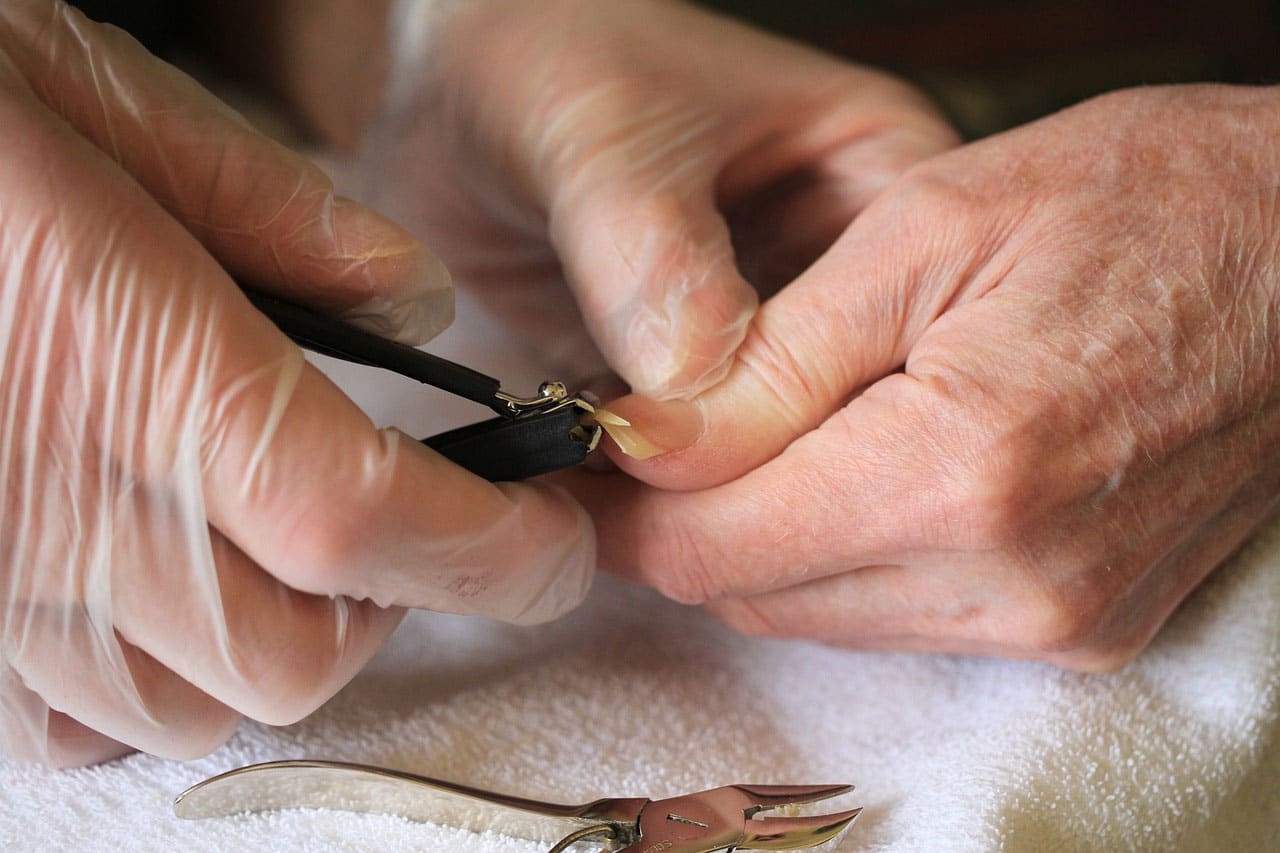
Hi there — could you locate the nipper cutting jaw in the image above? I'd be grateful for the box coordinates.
[617,783,861,852]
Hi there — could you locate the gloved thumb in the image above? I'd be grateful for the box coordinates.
[547,178,759,400]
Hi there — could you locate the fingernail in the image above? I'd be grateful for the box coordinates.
[595,394,704,460]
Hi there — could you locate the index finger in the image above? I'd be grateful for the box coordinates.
[565,373,941,604]
[199,291,595,624]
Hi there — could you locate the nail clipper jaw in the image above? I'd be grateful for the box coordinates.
[494,384,603,449]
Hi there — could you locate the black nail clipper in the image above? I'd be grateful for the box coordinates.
[244,290,601,482]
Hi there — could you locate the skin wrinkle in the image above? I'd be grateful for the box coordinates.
[1062,393,1267,587]
[1097,284,1191,491]
[738,325,839,438]
[1110,305,1168,461]
[907,215,1012,342]
[1095,232,1220,460]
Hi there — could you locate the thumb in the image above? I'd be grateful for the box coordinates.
[599,174,993,489]
[548,178,759,399]
[2,0,452,345]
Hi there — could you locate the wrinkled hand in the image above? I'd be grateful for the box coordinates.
[356,0,958,397]
[0,0,591,767]
[576,85,1280,671]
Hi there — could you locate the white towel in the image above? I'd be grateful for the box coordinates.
[2,294,1277,852]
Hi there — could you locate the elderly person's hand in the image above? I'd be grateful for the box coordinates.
[0,0,591,767]
[353,0,959,397]
[577,85,1280,671]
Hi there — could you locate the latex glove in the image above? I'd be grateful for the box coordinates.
[572,85,1280,671]
[355,0,959,397]
[0,0,592,767]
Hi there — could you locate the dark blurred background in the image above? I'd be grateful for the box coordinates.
[700,0,1280,137]
[73,0,1280,141]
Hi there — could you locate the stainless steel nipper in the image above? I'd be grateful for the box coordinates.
[175,759,861,852]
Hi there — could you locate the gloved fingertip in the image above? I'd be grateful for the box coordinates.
[642,351,737,401]
[320,197,455,344]
[340,275,455,345]
[614,280,756,400]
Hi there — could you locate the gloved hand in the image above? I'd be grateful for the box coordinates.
[571,85,1280,671]
[0,0,592,767]
[353,0,959,397]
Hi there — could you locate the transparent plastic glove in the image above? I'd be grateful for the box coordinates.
[0,0,592,767]
[358,0,959,398]
[568,85,1280,671]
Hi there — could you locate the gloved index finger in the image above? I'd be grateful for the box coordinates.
[198,282,593,625]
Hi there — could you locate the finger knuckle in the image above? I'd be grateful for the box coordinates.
[160,707,242,760]
[234,645,345,727]
[274,505,374,596]
[737,324,840,432]
[933,458,1031,552]
[890,165,986,227]
[1014,582,1111,657]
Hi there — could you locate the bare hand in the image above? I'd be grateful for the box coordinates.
[576,85,1280,670]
